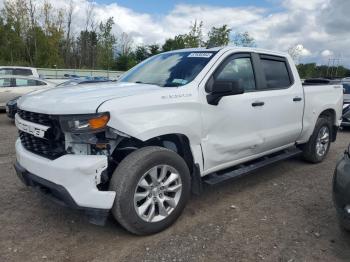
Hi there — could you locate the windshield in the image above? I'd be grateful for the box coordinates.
[343,83,350,94]
[118,51,216,87]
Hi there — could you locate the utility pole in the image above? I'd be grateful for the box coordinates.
[326,58,331,77]
[326,55,342,78]
[335,55,342,78]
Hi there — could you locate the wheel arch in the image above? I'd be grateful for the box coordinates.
[319,108,336,124]
[319,108,337,142]
[110,132,203,195]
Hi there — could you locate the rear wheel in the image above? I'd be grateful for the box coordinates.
[109,146,191,235]
[301,117,332,163]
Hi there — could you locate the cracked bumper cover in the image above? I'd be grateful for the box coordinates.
[15,139,116,211]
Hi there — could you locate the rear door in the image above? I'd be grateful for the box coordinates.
[253,54,304,152]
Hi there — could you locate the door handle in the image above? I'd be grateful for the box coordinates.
[293,97,302,102]
[252,101,264,107]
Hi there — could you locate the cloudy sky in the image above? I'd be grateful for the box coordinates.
[1,0,349,66]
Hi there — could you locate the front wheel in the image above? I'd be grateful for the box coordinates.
[301,117,332,163]
[109,146,191,235]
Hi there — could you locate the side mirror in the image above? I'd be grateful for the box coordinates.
[206,79,244,105]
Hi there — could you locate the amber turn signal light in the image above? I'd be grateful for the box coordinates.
[89,114,110,129]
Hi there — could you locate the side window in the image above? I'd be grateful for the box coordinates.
[260,58,291,89]
[215,57,256,91]
[0,78,12,87]
[0,68,14,75]
[15,78,30,87]
[15,69,32,76]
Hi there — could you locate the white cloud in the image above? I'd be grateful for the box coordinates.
[321,49,333,57]
[282,0,330,10]
[0,0,349,66]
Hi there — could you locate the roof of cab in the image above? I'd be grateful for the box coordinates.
[0,66,37,70]
[165,46,289,58]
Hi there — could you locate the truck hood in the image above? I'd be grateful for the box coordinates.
[17,82,163,114]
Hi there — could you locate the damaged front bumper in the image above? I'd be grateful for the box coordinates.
[15,139,116,225]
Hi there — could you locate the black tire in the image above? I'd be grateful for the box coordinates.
[301,116,332,163]
[109,146,191,235]
[337,212,350,232]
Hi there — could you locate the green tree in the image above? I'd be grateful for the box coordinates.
[148,44,160,56]
[97,17,116,70]
[161,21,204,52]
[115,54,137,71]
[77,30,98,68]
[232,31,256,47]
[183,20,204,48]
[297,63,350,79]
[206,25,231,48]
[162,36,186,51]
[134,45,150,62]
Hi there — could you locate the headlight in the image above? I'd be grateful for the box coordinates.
[60,112,110,133]
[7,96,21,105]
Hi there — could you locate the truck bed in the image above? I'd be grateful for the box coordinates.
[298,82,343,143]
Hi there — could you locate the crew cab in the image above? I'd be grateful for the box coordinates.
[0,66,40,78]
[13,47,343,235]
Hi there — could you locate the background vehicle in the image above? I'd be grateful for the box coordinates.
[333,143,350,231]
[5,96,20,119]
[342,80,350,104]
[339,80,350,127]
[0,66,39,78]
[4,77,113,119]
[14,47,343,235]
[0,75,55,109]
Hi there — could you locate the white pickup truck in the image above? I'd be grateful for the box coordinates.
[14,47,343,235]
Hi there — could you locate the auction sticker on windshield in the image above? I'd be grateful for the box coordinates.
[188,53,213,58]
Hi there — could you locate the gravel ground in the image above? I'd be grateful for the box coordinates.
[1,113,350,262]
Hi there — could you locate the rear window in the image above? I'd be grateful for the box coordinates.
[261,59,292,89]
[15,69,33,76]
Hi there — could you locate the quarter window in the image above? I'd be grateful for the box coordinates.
[216,57,256,91]
[0,78,12,87]
[260,59,291,89]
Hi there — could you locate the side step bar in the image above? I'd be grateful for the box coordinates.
[203,147,302,185]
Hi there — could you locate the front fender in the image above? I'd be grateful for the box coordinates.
[98,88,202,144]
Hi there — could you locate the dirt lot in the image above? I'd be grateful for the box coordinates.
[1,113,350,262]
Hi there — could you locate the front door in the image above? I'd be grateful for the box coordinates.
[200,53,266,174]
